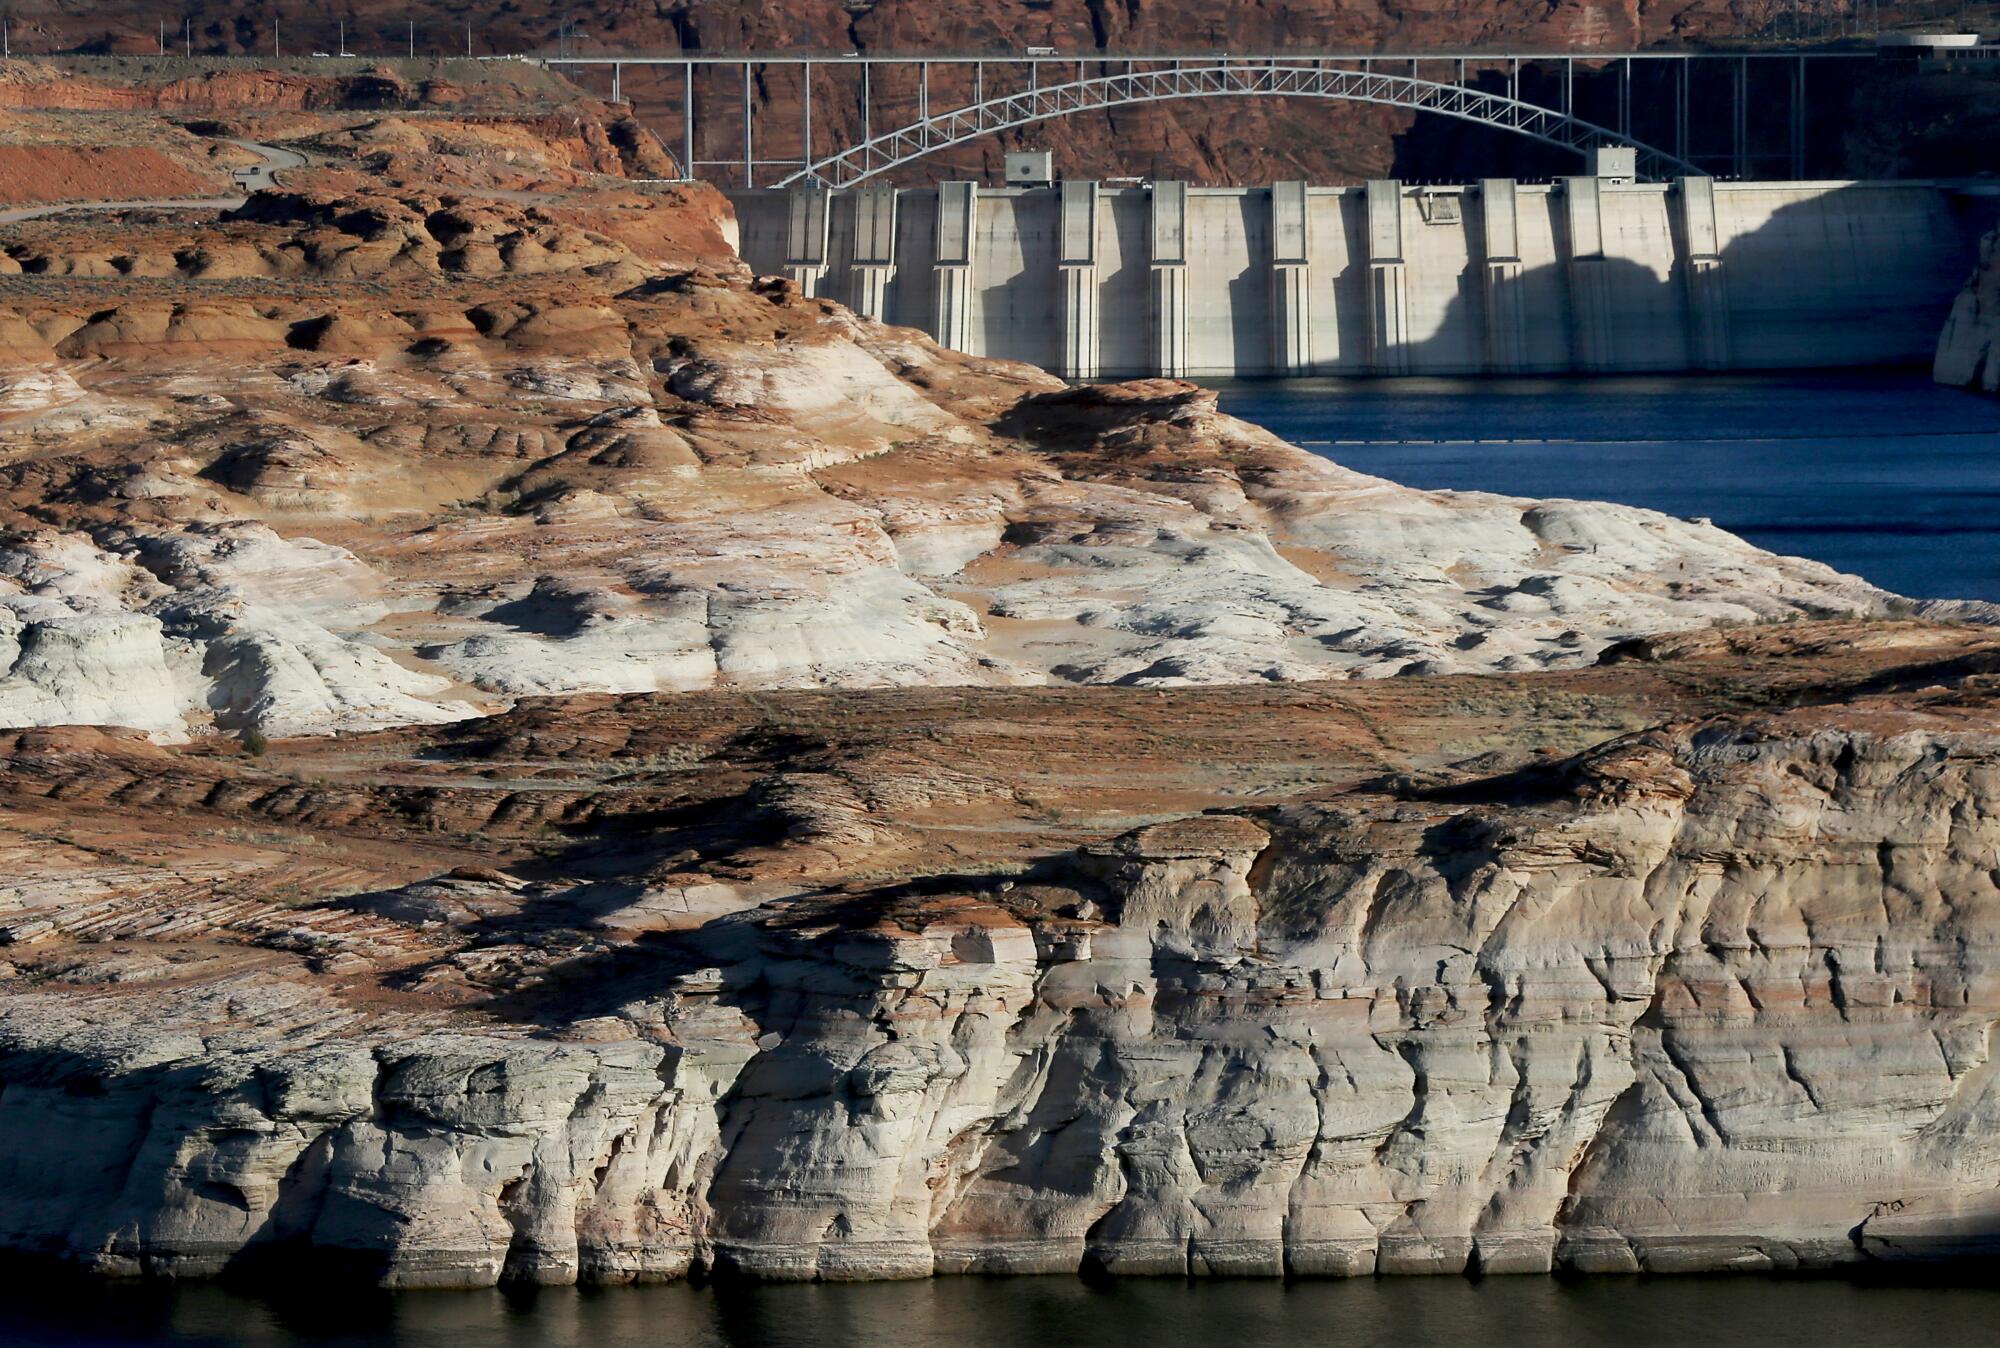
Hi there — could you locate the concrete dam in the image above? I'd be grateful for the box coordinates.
[731,177,2000,378]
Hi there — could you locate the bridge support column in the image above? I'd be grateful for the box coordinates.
[1058,180,1101,380]
[1150,181,1189,378]
[1563,176,1614,372]
[850,184,899,323]
[1675,175,1730,370]
[1479,179,1527,373]
[932,180,978,353]
[783,185,831,298]
[1270,180,1313,376]
[1365,179,1409,375]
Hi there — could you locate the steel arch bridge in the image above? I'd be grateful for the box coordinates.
[776,61,1696,187]
[539,48,1863,184]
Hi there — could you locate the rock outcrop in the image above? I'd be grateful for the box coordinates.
[1938,228,2000,395]
[4,108,1997,1291]
[2,128,1897,742]
[1,628,1998,1284]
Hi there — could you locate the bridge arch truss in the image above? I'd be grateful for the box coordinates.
[780,61,1697,187]
[540,50,1859,186]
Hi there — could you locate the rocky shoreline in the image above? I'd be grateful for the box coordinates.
[2,89,1998,1289]
[3,665,2000,1286]
[0,624,1992,1272]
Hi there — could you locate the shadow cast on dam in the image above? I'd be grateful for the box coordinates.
[1388,177,1995,377]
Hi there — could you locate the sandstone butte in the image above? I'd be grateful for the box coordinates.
[2,72,2000,1289]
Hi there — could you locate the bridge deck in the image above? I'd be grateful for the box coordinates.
[536,50,1882,64]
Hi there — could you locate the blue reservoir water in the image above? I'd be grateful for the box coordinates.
[1211,372,2000,603]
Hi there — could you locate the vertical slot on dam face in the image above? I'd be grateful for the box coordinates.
[730,179,1999,380]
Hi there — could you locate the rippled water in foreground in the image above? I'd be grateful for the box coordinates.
[7,1270,1999,1347]
[1212,371,2000,603]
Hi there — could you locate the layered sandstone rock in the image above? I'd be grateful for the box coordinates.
[1,135,1897,742]
[6,0,1784,60]
[0,144,218,207]
[4,109,1996,1291]
[1,634,1998,1285]
[0,57,580,115]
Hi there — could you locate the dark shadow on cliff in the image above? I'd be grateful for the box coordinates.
[456,853,1111,1031]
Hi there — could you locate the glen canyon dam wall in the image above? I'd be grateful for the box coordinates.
[734,177,2000,378]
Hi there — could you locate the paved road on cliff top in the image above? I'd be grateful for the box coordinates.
[0,138,306,224]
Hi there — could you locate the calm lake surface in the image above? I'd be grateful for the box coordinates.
[7,1270,1999,1347]
[1212,371,2000,603]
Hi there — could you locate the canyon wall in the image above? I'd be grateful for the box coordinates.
[2,709,1997,1284]
[6,1,1803,64]
[0,165,1896,744]
[4,102,1998,1291]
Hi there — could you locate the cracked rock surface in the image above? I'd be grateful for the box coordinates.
[3,103,1996,1289]
[2,118,1897,743]
[2,625,1999,1285]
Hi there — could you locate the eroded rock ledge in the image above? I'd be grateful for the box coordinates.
[4,107,1996,1291]
[1,627,1996,1286]
[3,134,1896,744]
